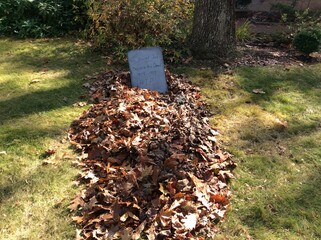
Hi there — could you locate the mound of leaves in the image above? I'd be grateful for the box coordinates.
[68,70,236,239]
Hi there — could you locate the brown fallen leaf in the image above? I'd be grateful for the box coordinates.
[132,220,146,240]
[73,102,87,107]
[120,213,129,222]
[181,213,197,230]
[188,173,207,193]
[120,228,132,240]
[75,229,82,240]
[275,118,288,128]
[54,197,66,208]
[42,159,56,166]
[62,152,73,159]
[29,79,40,85]
[72,216,84,224]
[68,193,84,211]
[45,148,56,156]
[210,193,228,205]
[67,70,235,239]
[82,82,91,88]
[252,88,266,94]
[0,151,7,155]
[159,210,172,228]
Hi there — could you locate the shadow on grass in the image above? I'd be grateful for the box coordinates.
[192,64,321,238]
[237,66,321,105]
[0,125,64,147]
[0,82,81,123]
[235,67,321,238]
[0,38,106,213]
[0,38,107,123]
[0,166,44,204]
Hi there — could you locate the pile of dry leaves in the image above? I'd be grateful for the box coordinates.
[68,70,236,240]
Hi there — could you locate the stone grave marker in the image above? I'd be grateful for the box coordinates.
[128,47,168,93]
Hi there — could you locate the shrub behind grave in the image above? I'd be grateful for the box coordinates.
[293,27,321,55]
[86,0,194,62]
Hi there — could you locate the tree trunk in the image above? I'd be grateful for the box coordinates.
[191,0,236,60]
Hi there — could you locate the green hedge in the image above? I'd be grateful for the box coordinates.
[293,27,321,55]
[0,0,87,37]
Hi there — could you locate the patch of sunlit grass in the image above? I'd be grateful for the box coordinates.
[175,64,321,239]
[0,37,106,239]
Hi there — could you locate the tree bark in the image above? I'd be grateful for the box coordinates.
[191,0,236,60]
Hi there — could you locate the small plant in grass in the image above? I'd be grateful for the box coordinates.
[236,20,252,43]
[293,27,321,55]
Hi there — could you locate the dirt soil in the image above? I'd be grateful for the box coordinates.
[235,12,321,68]
[186,40,320,72]
[232,42,321,68]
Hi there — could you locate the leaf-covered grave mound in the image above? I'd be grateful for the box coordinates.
[68,70,236,239]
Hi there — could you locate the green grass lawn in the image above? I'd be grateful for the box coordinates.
[175,65,321,239]
[0,38,107,239]
[1,38,320,239]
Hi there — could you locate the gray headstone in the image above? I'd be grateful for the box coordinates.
[128,47,168,93]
